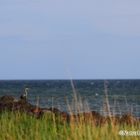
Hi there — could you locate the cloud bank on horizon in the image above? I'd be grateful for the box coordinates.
[0,0,140,79]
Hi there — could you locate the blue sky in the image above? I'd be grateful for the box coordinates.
[0,0,140,79]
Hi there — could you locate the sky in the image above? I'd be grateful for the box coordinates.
[0,0,140,79]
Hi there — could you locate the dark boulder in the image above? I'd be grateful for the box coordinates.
[0,95,35,113]
[0,95,15,104]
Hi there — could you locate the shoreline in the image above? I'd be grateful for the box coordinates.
[0,95,140,126]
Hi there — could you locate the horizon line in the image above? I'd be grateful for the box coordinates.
[0,78,140,81]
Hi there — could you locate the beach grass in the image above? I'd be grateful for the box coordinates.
[0,111,139,140]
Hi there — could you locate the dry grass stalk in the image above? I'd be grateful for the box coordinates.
[103,80,111,118]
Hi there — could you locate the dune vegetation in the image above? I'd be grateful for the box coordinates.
[0,108,140,140]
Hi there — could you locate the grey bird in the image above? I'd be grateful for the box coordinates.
[20,88,29,101]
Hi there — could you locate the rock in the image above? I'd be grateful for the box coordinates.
[48,107,62,114]
[0,95,35,112]
[42,108,52,113]
[120,114,137,125]
[0,95,139,125]
[0,95,15,104]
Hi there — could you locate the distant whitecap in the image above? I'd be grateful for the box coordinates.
[95,93,99,96]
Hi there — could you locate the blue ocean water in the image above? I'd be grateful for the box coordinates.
[0,80,140,117]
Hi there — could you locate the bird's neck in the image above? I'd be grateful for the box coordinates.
[25,90,28,97]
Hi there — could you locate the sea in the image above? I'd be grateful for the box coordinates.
[0,80,140,117]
